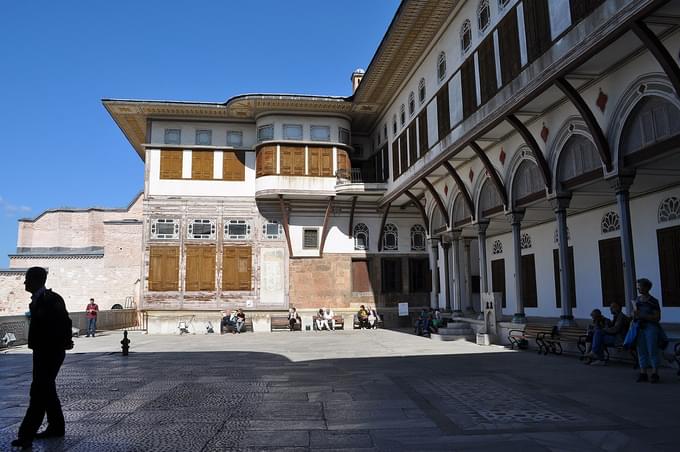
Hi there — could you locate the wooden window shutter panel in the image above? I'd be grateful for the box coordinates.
[160,150,183,179]
[461,58,477,119]
[223,151,245,181]
[280,147,293,175]
[436,84,450,141]
[309,148,320,176]
[192,151,213,180]
[337,151,349,172]
[498,8,521,86]
[200,246,216,291]
[237,247,252,290]
[222,247,237,290]
[293,148,305,175]
[392,142,400,179]
[185,247,200,291]
[523,0,551,63]
[418,112,428,156]
[321,149,333,176]
[408,124,418,164]
[148,247,163,291]
[382,145,389,181]
[478,35,497,104]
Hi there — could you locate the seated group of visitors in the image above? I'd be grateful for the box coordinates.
[583,278,668,383]
[288,307,301,331]
[220,309,246,334]
[356,305,380,329]
[415,307,444,336]
[315,308,337,331]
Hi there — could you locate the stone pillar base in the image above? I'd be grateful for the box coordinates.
[557,315,576,328]
[511,312,527,324]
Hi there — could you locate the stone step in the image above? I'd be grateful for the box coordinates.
[430,333,475,342]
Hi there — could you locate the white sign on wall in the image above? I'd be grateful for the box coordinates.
[398,302,409,317]
[260,247,285,306]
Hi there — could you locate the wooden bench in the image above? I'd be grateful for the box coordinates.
[271,316,300,332]
[508,324,586,356]
[312,315,344,330]
[220,318,252,334]
[353,314,383,329]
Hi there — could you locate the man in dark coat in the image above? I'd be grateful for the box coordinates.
[12,267,72,449]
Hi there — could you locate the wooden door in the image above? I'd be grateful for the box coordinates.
[521,254,538,308]
[598,237,625,307]
[491,258,506,308]
[553,247,576,308]
[657,225,680,306]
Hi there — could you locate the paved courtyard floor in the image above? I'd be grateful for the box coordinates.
[1,329,678,451]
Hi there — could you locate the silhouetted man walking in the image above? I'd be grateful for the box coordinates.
[12,267,72,449]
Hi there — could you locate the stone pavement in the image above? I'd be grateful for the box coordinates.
[0,329,678,451]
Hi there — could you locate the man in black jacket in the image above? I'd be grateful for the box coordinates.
[12,267,72,449]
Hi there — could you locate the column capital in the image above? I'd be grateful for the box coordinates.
[505,209,525,225]
[548,192,572,212]
[474,219,490,234]
[607,171,636,193]
[463,237,472,247]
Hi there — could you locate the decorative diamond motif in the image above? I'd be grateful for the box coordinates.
[499,148,506,165]
[468,169,474,182]
[520,233,532,250]
[540,123,549,143]
[601,211,620,234]
[658,196,680,223]
[596,88,608,112]
[492,240,503,255]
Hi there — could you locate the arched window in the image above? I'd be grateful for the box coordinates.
[460,20,472,53]
[410,224,427,251]
[418,78,426,104]
[437,52,447,82]
[400,104,406,126]
[452,195,472,226]
[353,223,369,250]
[478,0,490,32]
[512,160,544,205]
[408,92,415,117]
[392,114,397,135]
[557,135,601,185]
[383,223,399,250]
[601,211,621,233]
[621,96,680,157]
[658,196,680,223]
[479,179,503,217]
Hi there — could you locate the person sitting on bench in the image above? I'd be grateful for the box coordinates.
[235,309,246,333]
[316,308,330,331]
[221,310,237,334]
[585,305,629,363]
[288,307,301,331]
[324,308,335,330]
[357,305,370,329]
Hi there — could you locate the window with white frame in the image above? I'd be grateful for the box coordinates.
[498,0,511,9]
[310,125,330,141]
[283,124,303,140]
[262,221,283,240]
[338,127,350,145]
[392,115,397,135]
[410,224,426,251]
[257,124,274,142]
[226,131,243,147]
[303,228,319,249]
[400,104,406,126]
[418,78,426,104]
[460,20,472,53]
[151,218,179,239]
[478,0,491,32]
[196,130,212,146]
[408,92,415,116]
[225,219,251,240]
[437,51,447,81]
[383,223,399,251]
[353,223,369,250]
[187,219,216,239]
[164,129,181,145]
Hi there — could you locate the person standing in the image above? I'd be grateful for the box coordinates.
[12,267,72,449]
[633,278,662,383]
[85,298,99,337]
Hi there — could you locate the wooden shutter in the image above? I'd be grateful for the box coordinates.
[498,7,521,86]
[192,151,213,180]
[523,0,552,63]
[436,83,450,141]
[160,150,183,179]
[491,258,506,308]
[223,151,245,181]
[148,246,179,291]
[598,238,625,307]
[521,254,538,308]
[381,257,402,293]
[460,58,477,119]
[478,34,497,104]
[399,132,408,171]
[553,247,576,308]
[337,150,350,173]
[222,246,252,291]
[280,146,294,175]
[391,142,400,179]
[570,0,605,24]
[320,149,333,176]
[293,148,305,176]
[381,145,389,181]
[352,259,371,292]
[256,146,275,177]
[418,111,428,156]
[657,226,680,307]
[409,258,431,293]
[408,124,418,165]
[185,246,216,291]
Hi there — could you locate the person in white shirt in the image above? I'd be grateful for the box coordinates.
[324,308,335,330]
[316,308,330,331]
[368,306,379,329]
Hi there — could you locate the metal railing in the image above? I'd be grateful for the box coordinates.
[336,168,386,184]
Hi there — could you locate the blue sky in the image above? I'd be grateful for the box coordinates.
[0,0,400,266]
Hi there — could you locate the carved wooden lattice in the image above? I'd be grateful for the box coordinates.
[601,211,621,233]
[492,240,503,255]
[658,196,680,223]
[520,233,532,250]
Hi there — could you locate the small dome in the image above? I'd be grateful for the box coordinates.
[352,68,365,75]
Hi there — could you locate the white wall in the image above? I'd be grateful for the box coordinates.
[255,115,351,143]
[150,120,256,149]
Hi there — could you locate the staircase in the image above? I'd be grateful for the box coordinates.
[432,319,475,342]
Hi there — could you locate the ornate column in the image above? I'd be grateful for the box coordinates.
[450,230,463,317]
[550,194,576,327]
[463,238,474,314]
[441,240,452,312]
[475,220,490,320]
[608,172,637,313]
[507,210,526,323]
[428,237,440,309]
